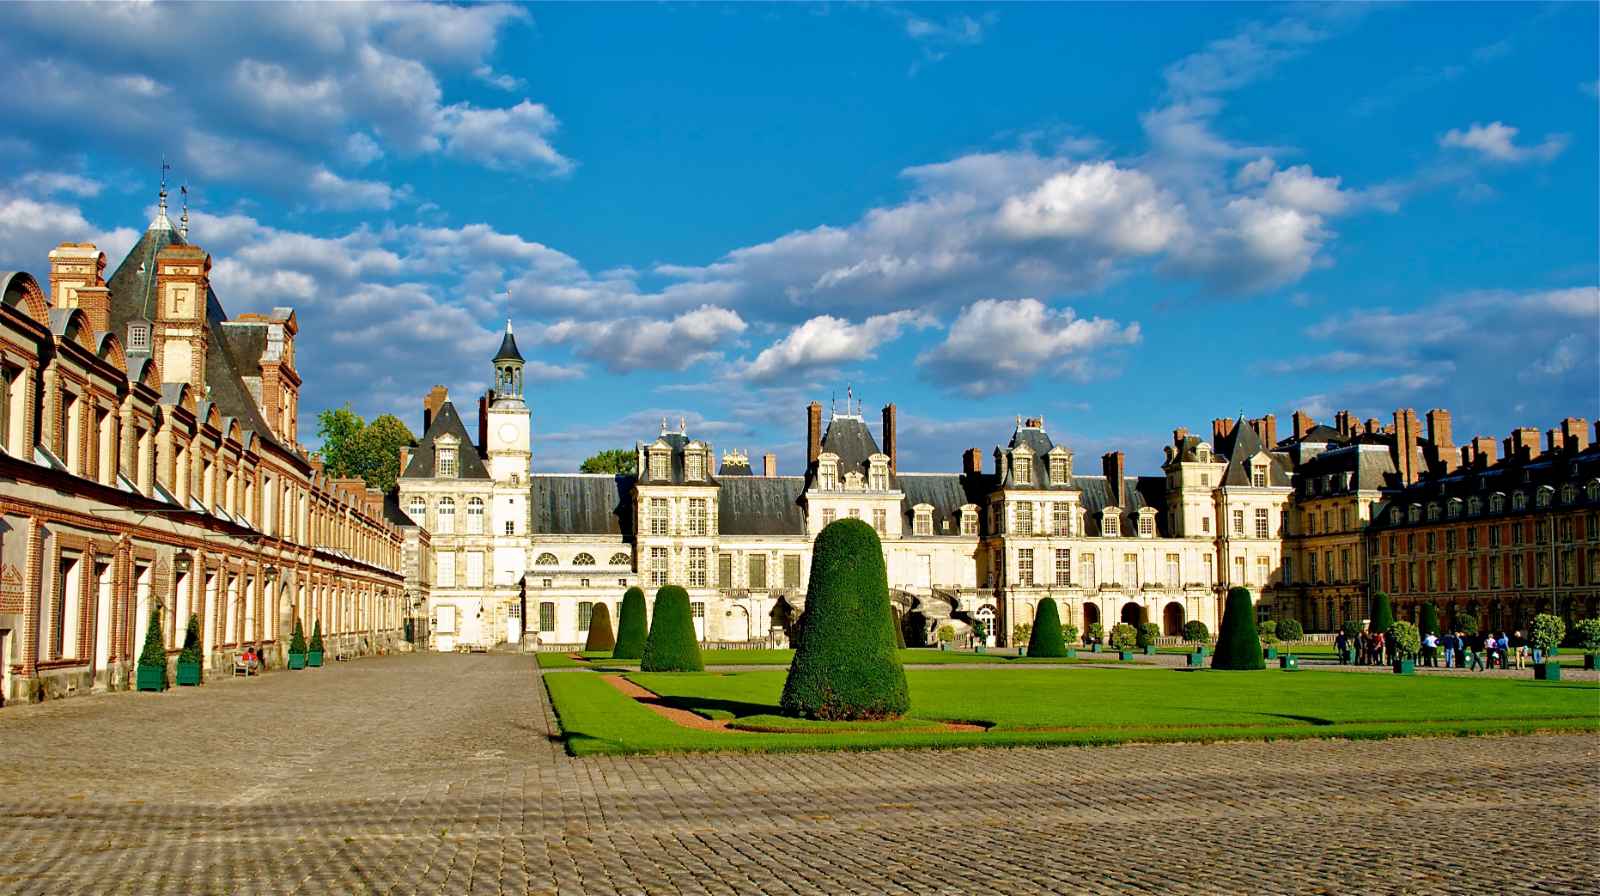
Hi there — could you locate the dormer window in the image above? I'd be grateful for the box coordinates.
[1536,487,1552,508]
[1512,492,1527,511]
[868,457,888,491]
[1138,513,1155,537]
[1101,509,1119,537]
[436,446,457,478]
[1408,505,1421,523]
[913,505,933,536]
[1251,464,1267,488]
[960,506,978,536]
[1468,496,1482,516]
[1490,493,1505,513]
[649,448,669,481]
[127,321,150,352]
[818,455,838,491]
[1015,455,1033,485]
[685,448,705,481]
[1197,445,1211,462]
[1049,453,1069,483]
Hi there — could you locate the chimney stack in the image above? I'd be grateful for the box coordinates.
[1335,410,1352,436]
[1425,409,1457,473]
[763,452,777,477]
[1509,427,1541,462]
[1559,417,1590,452]
[1260,413,1277,448]
[1291,410,1313,440]
[47,243,110,333]
[1172,426,1189,445]
[1546,429,1562,454]
[1211,417,1236,446]
[806,401,822,466]
[881,403,898,474]
[399,446,411,474]
[477,392,489,452]
[1392,409,1420,485]
[1470,436,1497,470]
[422,385,448,433]
[963,448,983,475]
[1102,451,1126,507]
[1365,418,1381,435]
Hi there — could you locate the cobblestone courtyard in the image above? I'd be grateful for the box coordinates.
[1,653,1595,895]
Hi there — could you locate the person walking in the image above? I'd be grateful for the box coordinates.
[1335,630,1349,665]
[1422,631,1438,667]
[1496,631,1510,669]
[1463,632,1484,671]
[1513,630,1528,669]
[1442,630,1457,668]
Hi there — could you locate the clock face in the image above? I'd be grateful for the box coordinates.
[498,423,518,444]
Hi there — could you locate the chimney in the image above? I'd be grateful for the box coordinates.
[1546,429,1562,454]
[763,452,777,477]
[1425,409,1456,473]
[1102,451,1125,507]
[1172,426,1189,445]
[1211,417,1236,446]
[1365,418,1381,435]
[881,403,898,474]
[47,243,108,324]
[1260,413,1277,448]
[152,243,213,389]
[309,457,325,477]
[806,401,822,466]
[1291,410,1313,440]
[1471,436,1496,470]
[1511,427,1541,462]
[1392,409,1419,485]
[422,385,448,433]
[477,392,489,452]
[1560,417,1590,452]
[963,448,983,475]
[1335,410,1352,436]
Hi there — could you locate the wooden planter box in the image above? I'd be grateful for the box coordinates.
[1533,661,1561,681]
[1064,648,1077,659]
[307,651,324,667]
[288,652,307,670]
[1263,647,1278,660]
[1117,649,1134,661]
[135,665,166,692]
[1278,655,1299,671]
[1392,659,1415,675]
[1142,645,1157,656]
[176,661,202,686]
[1187,652,1206,668]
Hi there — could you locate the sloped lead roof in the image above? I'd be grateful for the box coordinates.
[401,401,490,480]
[493,327,524,363]
[531,474,633,534]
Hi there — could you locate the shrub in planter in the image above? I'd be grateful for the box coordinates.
[177,614,204,684]
[1109,622,1137,659]
[308,620,325,667]
[135,608,167,692]
[1388,620,1421,674]
[1530,613,1565,680]
[1340,619,1363,639]
[1211,587,1265,670]
[287,618,308,669]
[1013,622,1033,649]
[1369,592,1395,636]
[1183,620,1210,655]
[1454,608,1481,639]
[1026,599,1069,658]
[936,624,956,649]
[1277,618,1303,645]
[1060,622,1079,646]
[1136,622,1160,654]
[1259,620,1279,659]
[584,603,616,652]
[1574,618,1600,670]
[1086,622,1104,652]
[1419,602,1440,637]
[640,585,704,672]
[612,586,648,659]
[781,518,908,720]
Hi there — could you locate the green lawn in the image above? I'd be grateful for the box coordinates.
[545,666,1600,756]
[538,647,1150,671]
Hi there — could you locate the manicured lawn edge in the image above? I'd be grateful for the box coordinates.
[542,670,1600,757]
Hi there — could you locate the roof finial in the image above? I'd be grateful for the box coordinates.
[661,416,668,435]
[178,184,189,239]
[679,416,686,434]
[505,317,512,334]
[159,158,170,214]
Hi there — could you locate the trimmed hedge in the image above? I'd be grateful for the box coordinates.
[1419,602,1439,637]
[1136,622,1160,649]
[613,586,648,659]
[780,518,909,720]
[1183,620,1210,644]
[289,618,307,655]
[1109,622,1138,651]
[585,603,616,652]
[309,619,325,654]
[640,586,703,672]
[1211,586,1266,670]
[179,614,203,665]
[137,608,166,669]
[1027,599,1069,657]
[1369,592,1394,635]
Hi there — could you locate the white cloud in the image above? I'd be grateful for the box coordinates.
[13,171,103,198]
[0,193,136,275]
[741,310,935,382]
[537,306,748,372]
[995,162,1187,254]
[1439,121,1568,163]
[916,298,1141,397]
[437,100,573,174]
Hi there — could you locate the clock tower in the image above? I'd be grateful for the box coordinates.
[485,320,531,484]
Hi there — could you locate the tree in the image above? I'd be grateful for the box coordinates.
[640,585,704,672]
[584,603,616,652]
[1136,622,1160,649]
[137,608,166,683]
[1060,623,1079,645]
[1211,587,1266,670]
[1340,619,1364,639]
[1574,618,1600,654]
[315,405,416,493]
[1529,613,1565,657]
[1027,598,1069,657]
[580,448,637,475]
[1260,620,1278,644]
[1454,608,1480,638]
[179,615,203,665]
[1183,620,1210,645]
[780,519,909,720]
[613,587,648,659]
[1368,592,1395,635]
[1277,618,1303,643]
[1109,622,1138,651]
[1387,621,1421,661]
[310,619,325,654]
[1420,602,1440,637]
[289,618,307,656]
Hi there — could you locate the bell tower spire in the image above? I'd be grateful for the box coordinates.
[484,320,531,483]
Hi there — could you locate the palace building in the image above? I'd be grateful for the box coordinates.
[0,190,407,705]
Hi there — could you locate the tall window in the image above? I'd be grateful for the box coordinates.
[1232,510,1244,535]
[748,554,768,589]
[1252,467,1266,488]
[650,497,669,535]
[649,449,669,480]
[1017,549,1034,586]
[1165,553,1180,585]
[821,508,836,527]
[1255,556,1270,585]
[688,547,707,587]
[819,460,837,491]
[539,602,555,633]
[408,495,426,524]
[436,447,457,478]
[688,498,708,535]
[436,497,455,534]
[466,497,485,534]
[718,553,733,588]
[1081,553,1097,588]
[1050,456,1068,483]
[869,462,888,491]
[1254,508,1269,538]
[1233,556,1246,585]
[466,552,484,587]
[685,450,705,481]
[437,552,456,587]
[1122,553,1138,588]
[872,508,886,533]
[1340,549,1351,582]
[1053,504,1070,535]
[1015,502,1033,534]
[784,554,802,588]
[1054,549,1070,585]
[578,602,593,631]
[649,547,668,586]
[1014,455,1033,485]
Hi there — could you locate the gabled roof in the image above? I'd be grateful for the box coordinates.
[400,400,490,480]
[105,223,281,452]
[638,429,717,486]
[531,474,633,534]
[718,476,806,535]
[1219,417,1292,487]
[995,422,1074,490]
[808,415,890,488]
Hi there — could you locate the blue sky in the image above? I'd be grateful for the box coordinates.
[1,2,1595,474]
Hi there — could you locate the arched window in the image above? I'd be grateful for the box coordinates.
[1512,492,1527,511]
[535,553,558,565]
[1407,505,1421,523]
[407,496,425,524]
[573,553,595,566]
[1426,503,1441,522]
[466,497,485,534]
[1536,486,1552,508]
[609,552,631,566]
[1587,480,1600,502]
[1467,496,1482,516]
[1561,484,1576,504]
[1489,493,1505,514]
[1446,499,1461,519]
[436,497,455,534]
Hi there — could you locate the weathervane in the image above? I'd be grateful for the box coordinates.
[179,185,190,239]
[158,158,171,215]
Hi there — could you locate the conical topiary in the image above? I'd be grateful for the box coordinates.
[780,519,909,720]
[584,603,616,652]
[613,586,648,659]
[309,619,325,653]
[1026,598,1069,657]
[1211,586,1266,670]
[137,608,166,672]
[1419,602,1439,637]
[1369,592,1394,635]
[179,614,203,665]
[640,585,703,672]
[289,618,308,655]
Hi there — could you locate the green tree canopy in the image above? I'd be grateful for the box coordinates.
[1026,598,1069,657]
[585,603,616,652]
[1211,587,1266,670]
[580,449,637,475]
[612,587,648,659]
[1420,602,1440,637]
[315,405,417,493]
[640,586,704,672]
[1369,592,1395,635]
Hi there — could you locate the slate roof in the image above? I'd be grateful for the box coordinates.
[531,474,634,535]
[105,221,281,450]
[994,423,1074,490]
[717,477,807,535]
[400,400,490,480]
[1369,443,1600,532]
[1075,475,1170,536]
[382,489,418,527]
[493,327,524,363]
[897,473,988,536]
[221,321,267,378]
[1217,417,1292,487]
[807,415,891,488]
[1292,444,1396,495]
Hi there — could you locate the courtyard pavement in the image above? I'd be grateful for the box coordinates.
[0,652,1595,895]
